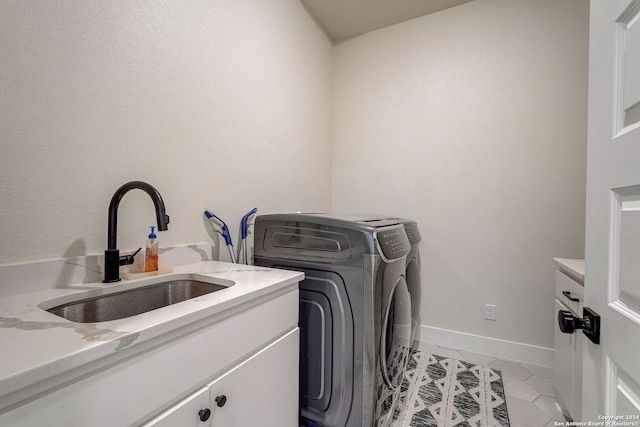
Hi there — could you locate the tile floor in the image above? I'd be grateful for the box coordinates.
[415,341,566,427]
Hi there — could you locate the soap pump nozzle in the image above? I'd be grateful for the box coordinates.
[144,225,159,272]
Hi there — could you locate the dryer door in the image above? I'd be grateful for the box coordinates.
[380,275,412,389]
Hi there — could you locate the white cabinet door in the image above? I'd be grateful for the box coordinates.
[207,329,299,427]
[142,387,211,427]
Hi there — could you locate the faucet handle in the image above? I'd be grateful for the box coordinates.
[118,247,142,266]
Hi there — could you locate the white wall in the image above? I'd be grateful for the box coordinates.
[332,0,589,349]
[0,0,333,265]
[1,0,589,352]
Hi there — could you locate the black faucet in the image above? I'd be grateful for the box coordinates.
[103,181,170,283]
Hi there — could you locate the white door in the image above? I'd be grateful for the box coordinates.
[584,0,640,420]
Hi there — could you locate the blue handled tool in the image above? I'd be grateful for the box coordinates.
[237,207,257,265]
[204,210,237,263]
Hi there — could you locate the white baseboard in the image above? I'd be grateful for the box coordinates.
[418,325,553,368]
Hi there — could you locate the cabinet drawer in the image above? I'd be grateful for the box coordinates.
[555,270,584,314]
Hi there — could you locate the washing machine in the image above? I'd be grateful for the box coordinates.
[254,213,412,427]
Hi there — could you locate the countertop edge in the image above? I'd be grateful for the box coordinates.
[553,257,585,283]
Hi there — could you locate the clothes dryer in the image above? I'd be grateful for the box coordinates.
[355,217,422,349]
[254,214,412,427]
[397,220,422,349]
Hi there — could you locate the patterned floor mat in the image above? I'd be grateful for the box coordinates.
[391,350,510,427]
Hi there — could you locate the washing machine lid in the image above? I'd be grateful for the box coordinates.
[290,214,412,261]
[357,215,422,245]
[327,214,422,245]
[254,213,411,262]
[288,213,402,228]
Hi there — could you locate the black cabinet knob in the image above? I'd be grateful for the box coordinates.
[215,395,227,407]
[198,408,211,422]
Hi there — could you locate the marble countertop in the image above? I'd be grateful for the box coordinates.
[553,257,585,283]
[0,261,302,408]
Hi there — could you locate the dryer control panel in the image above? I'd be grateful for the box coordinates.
[404,222,421,244]
[375,227,411,262]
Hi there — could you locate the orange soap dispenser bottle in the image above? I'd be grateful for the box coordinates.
[144,226,159,272]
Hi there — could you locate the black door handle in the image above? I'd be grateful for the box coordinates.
[558,307,600,345]
[558,310,579,333]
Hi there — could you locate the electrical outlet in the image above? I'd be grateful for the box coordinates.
[485,304,496,321]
